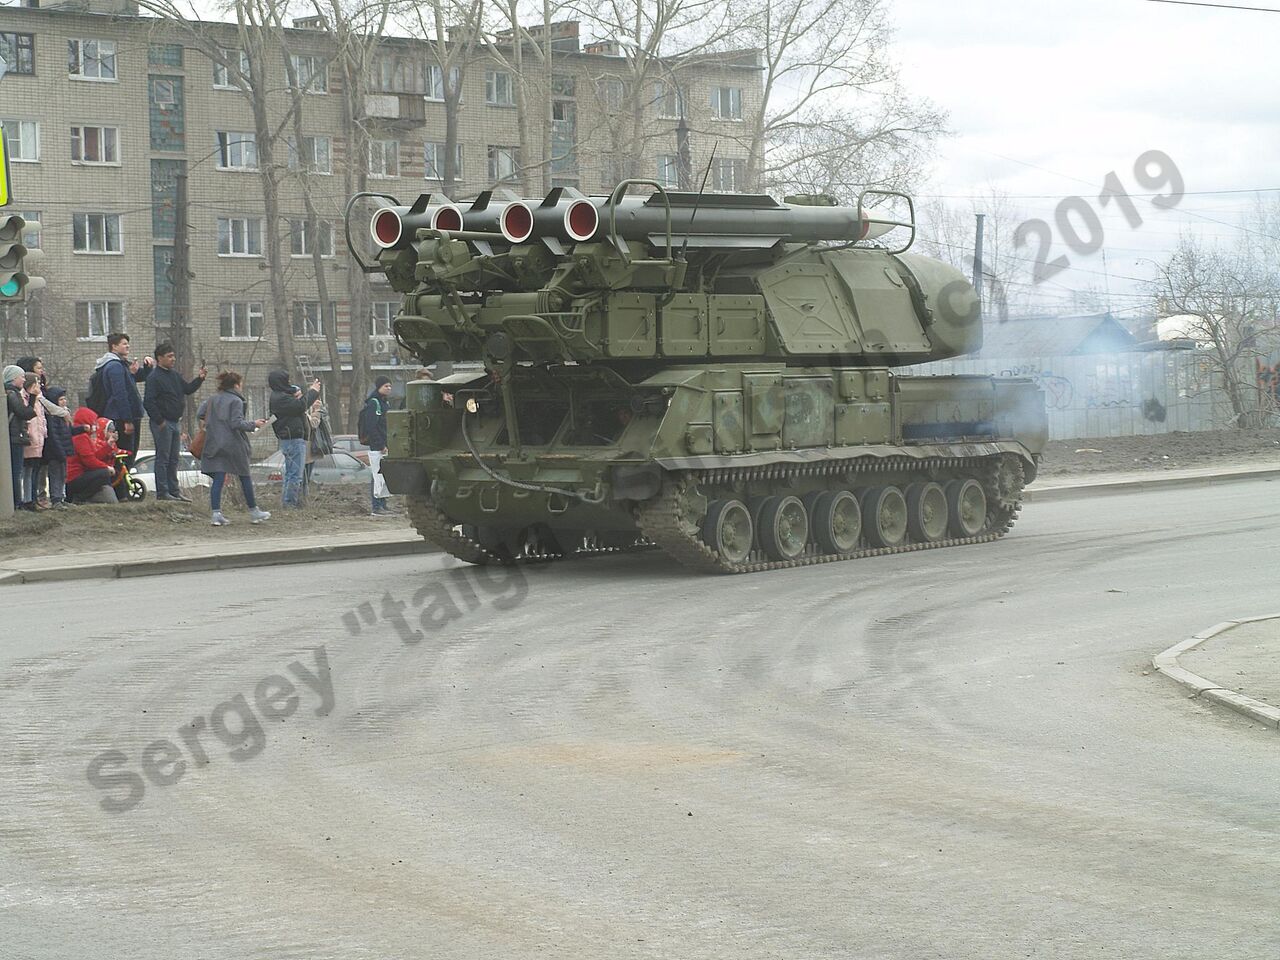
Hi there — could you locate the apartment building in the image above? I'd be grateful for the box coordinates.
[0,1,762,417]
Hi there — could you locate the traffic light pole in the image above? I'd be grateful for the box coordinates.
[0,430,12,520]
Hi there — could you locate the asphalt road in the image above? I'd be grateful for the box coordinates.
[3,479,1278,959]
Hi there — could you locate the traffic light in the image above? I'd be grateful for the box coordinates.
[0,214,44,301]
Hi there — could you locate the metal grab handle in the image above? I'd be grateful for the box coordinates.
[344,191,400,274]
[857,188,916,255]
[604,179,673,265]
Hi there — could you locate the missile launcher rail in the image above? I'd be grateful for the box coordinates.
[346,181,1047,574]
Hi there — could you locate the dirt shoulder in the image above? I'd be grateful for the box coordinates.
[7,428,1278,562]
[1038,428,1280,477]
[0,485,409,562]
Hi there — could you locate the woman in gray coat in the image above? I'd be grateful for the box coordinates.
[197,370,271,526]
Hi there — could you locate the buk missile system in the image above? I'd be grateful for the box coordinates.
[349,181,1047,573]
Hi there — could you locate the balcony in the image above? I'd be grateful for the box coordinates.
[363,94,426,125]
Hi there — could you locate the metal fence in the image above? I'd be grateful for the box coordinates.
[902,350,1231,440]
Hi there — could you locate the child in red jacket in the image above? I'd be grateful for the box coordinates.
[66,408,118,503]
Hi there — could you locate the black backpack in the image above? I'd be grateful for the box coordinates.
[85,365,109,414]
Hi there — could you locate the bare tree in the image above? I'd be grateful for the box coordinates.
[136,0,307,374]
[741,0,945,199]
[1155,232,1280,429]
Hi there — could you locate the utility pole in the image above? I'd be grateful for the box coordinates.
[972,213,986,315]
[676,114,692,190]
[172,171,194,433]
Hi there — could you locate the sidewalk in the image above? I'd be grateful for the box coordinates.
[1154,616,1280,730]
[1028,461,1280,501]
[0,528,434,586]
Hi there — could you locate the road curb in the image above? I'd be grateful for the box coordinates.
[1027,466,1280,502]
[1152,615,1280,730]
[0,537,439,586]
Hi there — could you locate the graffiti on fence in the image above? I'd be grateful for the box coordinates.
[997,364,1074,410]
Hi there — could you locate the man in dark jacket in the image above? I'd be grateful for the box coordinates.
[360,376,393,516]
[267,369,320,508]
[143,342,206,502]
[95,333,153,465]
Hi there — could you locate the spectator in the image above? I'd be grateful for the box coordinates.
[143,341,207,503]
[360,376,393,516]
[17,356,62,506]
[267,369,320,509]
[21,374,48,510]
[66,408,117,504]
[303,397,329,498]
[5,364,36,511]
[93,333,153,466]
[42,386,83,507]
[198,370,270,527]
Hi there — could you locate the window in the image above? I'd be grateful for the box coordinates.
[710,86,743,120]
[0,32,35,76]
[73,213,122,254]
[423,142,463,181]
[288,135,332,174]
[76,301,123,340]
[597,78,625,113]
[371,301,397,337]
[485,70,514,106]
[0,302,42,342]
[369,139,400,178]
[657,155,680,188]
[216,132,258,170]
[289,54,328,93]
[292,301,325,338]
[711,157,747,192]
[71,126,120,164]
[289,219,334,257]
[551,74,575,98]
[68,39,117,81]
[214,48,250,89]
[0,120,38,162]
[374,54,425,95]
[219,302,264,339]
[424,64,461,101]
[151,78,177,106]
[487,145,519,184]
[217,217,263,256]
[16,211,40,249]
[655,82,684,119]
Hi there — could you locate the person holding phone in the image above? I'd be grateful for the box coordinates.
[198,371,270,526]
[267,370,320,509]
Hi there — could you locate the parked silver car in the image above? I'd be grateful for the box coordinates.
[251,451,372,486]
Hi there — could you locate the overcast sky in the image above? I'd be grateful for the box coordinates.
[891,0,1280,312]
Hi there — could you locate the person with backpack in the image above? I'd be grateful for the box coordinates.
[143,341,207,502]
[267,369,321,509]
[360,376,393,517]
[5,365,37,511]
[88,333,153,466]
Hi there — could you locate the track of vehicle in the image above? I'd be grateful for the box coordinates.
[407,452,1025,574]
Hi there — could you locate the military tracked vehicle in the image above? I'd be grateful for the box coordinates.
[346,181,1047,574]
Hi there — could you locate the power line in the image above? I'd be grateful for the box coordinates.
[1141,0,1280,11]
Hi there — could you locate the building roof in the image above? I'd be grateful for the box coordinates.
[977,312,1140,358]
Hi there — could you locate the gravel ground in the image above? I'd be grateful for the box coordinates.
[1039,428,1280,476]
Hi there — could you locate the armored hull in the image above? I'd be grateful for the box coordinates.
[354,184,1047,573]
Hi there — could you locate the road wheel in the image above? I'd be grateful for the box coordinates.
[701,499,754,565]
[812,490,862,555]
[862,485,908,548]
[906,482,949,543]
[757,494,809,561]
[946,478,987,537]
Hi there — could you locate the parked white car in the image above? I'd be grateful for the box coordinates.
[131,449,211,494]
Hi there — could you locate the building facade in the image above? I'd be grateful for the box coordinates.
[0,3,762,420]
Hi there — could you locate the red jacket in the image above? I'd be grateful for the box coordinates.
[67,407,115,482]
